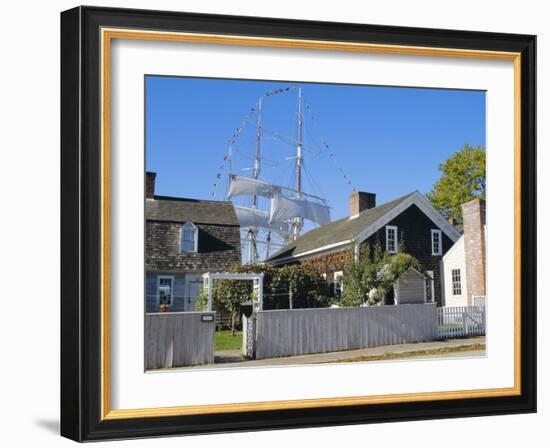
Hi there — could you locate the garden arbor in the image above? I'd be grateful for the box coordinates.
[202,272,265,312]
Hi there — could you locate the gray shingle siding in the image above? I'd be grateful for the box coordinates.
[146,221,241,272]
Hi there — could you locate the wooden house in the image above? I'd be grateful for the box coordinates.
[267,191,460,305]
[145,172,242,312]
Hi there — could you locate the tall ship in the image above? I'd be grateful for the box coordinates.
[220,86,334,264]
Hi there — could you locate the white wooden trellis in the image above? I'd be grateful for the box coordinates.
[201,272,265,312]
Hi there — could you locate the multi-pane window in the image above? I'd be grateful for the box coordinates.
[333,271,343,298]
[431,229,442,256]
[157,276,174,306]
[385,225,398,254]
[180,221,198,252]
[451,269,462,296]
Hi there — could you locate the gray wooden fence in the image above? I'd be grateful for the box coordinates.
[145,312,216,370]
[252,304,437,360]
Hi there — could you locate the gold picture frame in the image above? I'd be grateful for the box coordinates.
[61,6,536,441]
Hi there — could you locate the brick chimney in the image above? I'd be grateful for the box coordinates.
[146,171,156,199]
[349,191,376,218]
[462,198,486,305]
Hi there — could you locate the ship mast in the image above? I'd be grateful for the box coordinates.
[292,87,304,240]
[248,96,263,264]
[227,86,331,263]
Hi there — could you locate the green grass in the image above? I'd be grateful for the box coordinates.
[215,331,243,351]
[323,343,486,364]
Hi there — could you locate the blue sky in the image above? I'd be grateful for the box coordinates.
[145,76,485,222]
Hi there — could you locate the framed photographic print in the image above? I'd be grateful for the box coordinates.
[60,6,536,442]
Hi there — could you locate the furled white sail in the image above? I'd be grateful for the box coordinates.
[234,206,270,228]
[269,195,331,227]
[227,175,278,199]
[234,205,291,238]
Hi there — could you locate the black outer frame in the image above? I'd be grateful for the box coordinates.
[60,6,537,442]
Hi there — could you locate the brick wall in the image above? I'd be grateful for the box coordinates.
[349,191,376,216]
[146,172,156,199]
[462,199,486,305]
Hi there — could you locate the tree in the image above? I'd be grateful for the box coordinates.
[195,276,252,335]
[427,144,486,224]
[276,264,331,309]
[340,241,421,307]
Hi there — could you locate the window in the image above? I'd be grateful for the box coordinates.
[157,275,174,306]
[431,229,442,255]
[333,271,343,298]
[451,269,462,296]
[385,225,398,254]
[180,221,198,252]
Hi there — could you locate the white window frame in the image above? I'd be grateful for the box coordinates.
[451,268,462,296]
[431,229,443,256]
[180,221,198,253]
[156,275,175,306]
[385,225,398,254]
[333,271,343,298]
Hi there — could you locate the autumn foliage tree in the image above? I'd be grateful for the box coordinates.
[426,144,486,224]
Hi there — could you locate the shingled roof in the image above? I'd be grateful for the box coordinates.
[267,192,418,262]
[146,196,240,226]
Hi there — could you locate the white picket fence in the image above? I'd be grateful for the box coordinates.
[437,305,486,339]
[473,295,487,307]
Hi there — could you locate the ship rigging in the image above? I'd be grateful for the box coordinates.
[223,86,334,264]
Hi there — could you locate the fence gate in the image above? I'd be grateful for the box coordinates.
[437,305,486,339]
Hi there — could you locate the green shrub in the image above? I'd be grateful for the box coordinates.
[340,241,421,306]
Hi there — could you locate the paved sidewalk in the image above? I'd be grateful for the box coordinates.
[169,337,485,371]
